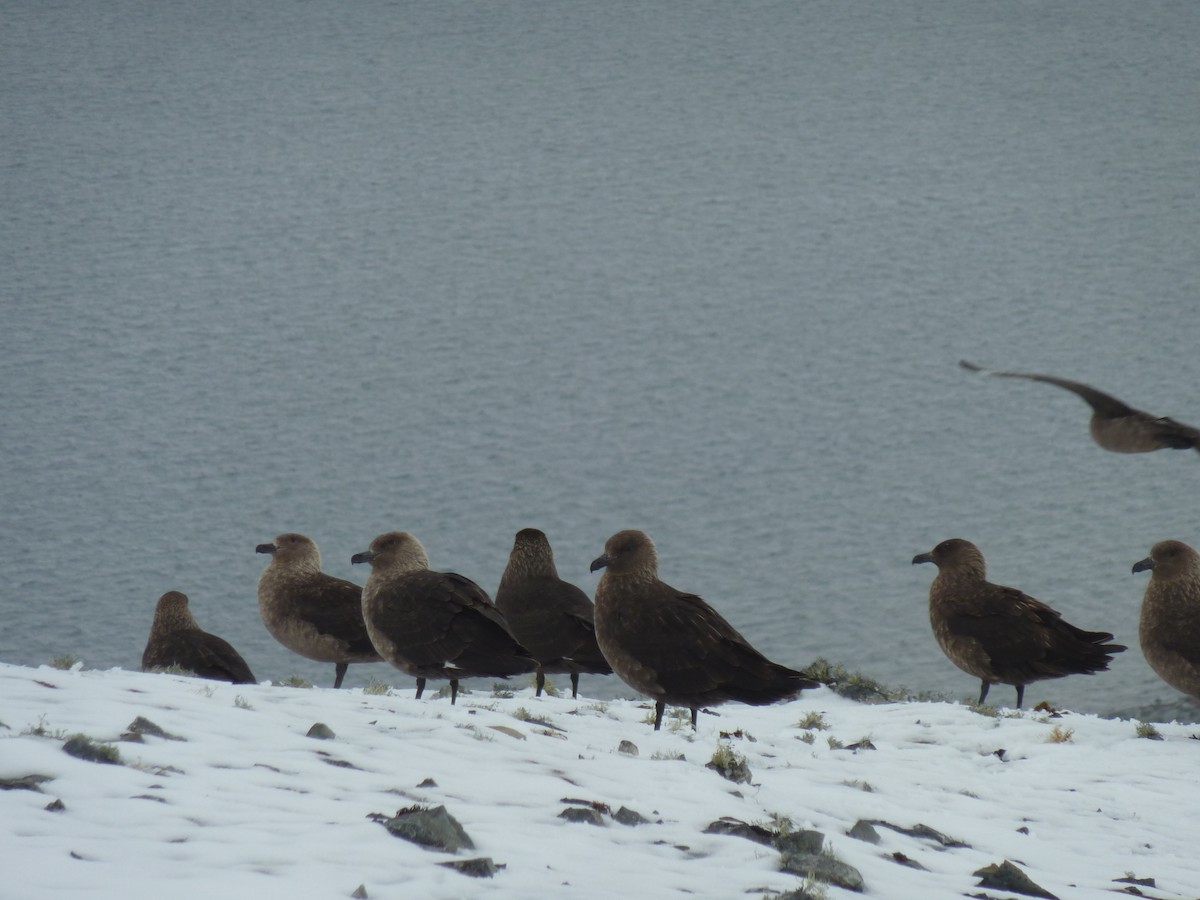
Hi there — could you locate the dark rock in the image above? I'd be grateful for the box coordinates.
[705,753,752,784]
[307,723,336,740]
[617,740,639,756]
[45,799,66,812]
[62,735,121,765]
[1114,876,1156,888]
[843,738,876,752]
[973,860,1059,899]
[437,857,497,878]
[371,805,475,852]
[614,806,648,826]
[416,778,438,788]
[847,820,881,844]
[780,850,865,892]
[559,807,606,826]
[774,889,825,900]
[775,830,826,856]
[870,820,969,848]
[0,774,54,792]
[891,851,926,870]
[703,817,774,846]
[351,885,368,899]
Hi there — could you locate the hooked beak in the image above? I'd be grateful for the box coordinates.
[1131,556,1154,575]
[351,549,376,566]
[255,543,277,555]
[589,553,612,574]
[911,552,933,566]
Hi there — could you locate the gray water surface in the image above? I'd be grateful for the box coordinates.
[4,1,1199,721]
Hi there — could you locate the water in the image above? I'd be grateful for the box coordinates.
[4,1,1199,721]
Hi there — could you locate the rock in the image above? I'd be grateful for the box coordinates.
[973,860,1060,899]
[62,735,121,765]
[890,851,926,870]
[45,798,66,812]
[775,830,826,856]
[372,805,475,852]
[617,740,639,756]
[307,723,336,740]
[558,807,606,826]
[870,820,969,848]
[847,820,881,844]
[780,849,865,892]
[351,885,368,899]
[416,778,437,788]
[437,857,498,878]
[703,818,775,847]
[705,752,752,784]
[613,806,648,826]
[0,775,54,792]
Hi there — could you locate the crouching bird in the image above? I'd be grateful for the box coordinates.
[590,529,818,730]
[912,538,1125,707]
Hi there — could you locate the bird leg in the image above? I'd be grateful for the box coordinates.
[690,707,698,730]
[653,700,665,731]
[450,679,459,705]
[333,662,348,690]
[536,669,545,697]
[414,677,426,699]
[570,672,580,699]
[1015,684,1025,708]
[977,681,991,705]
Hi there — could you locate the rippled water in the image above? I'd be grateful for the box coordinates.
[4,1,1199,720]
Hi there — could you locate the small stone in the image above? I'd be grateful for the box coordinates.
[891,851,926,870]
[416,778,438,788]
[437,857,497,878]
[617,740,639,756]
[847,820,881,844]
[558,807,606,826]
[45,798,66,812]
[705,755,752,784]
[307,723,336,740]
[973,860,1060,900]
[124,717,182,740]
[703,818,775,846]
[351,885,368,899]
[614,806,648,826]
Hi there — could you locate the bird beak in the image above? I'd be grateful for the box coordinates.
[351,550,376,565]
[911,552,933,566]
[589,553,612,573]
[255,543,277,555]
[1131,557,1154,574]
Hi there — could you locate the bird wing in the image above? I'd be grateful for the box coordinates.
[286,575,376,655]
[959,360,1138,417]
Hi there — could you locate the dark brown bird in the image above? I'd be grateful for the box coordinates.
[142,591,257,684]
[495,528,612,698]
[351,531,537,704]
[912,538,1125,707]
[1132,540,1200,702]
[589,529,818,730]
[960,359,1200,454]
[256,533,381,688]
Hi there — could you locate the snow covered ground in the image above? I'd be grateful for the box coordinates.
[1,662,1197,900]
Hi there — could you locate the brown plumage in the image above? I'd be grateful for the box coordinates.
[589,529,818,730]
[142,591,256,684]
[351,531,537,704]
[960,359,1200,454]
[495,528,612,698]
[1132,540,1200,702]
[912,538,1125,707]
[256,533,380,688]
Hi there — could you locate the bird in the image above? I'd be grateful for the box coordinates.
[142,591,257,684]
[255,533,381,688]
[351,531,537,704]
[589,529,818,730]
[912,538,1125,707]
[1131,540,1200,702]
[494,528,612,698]
[959,359,1200,454]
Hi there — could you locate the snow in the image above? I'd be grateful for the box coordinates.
[1,662,1197,900]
